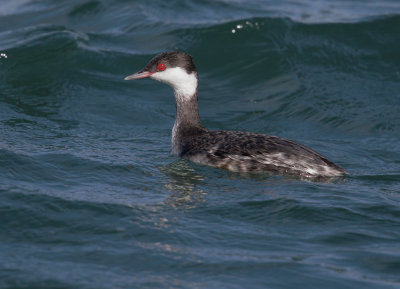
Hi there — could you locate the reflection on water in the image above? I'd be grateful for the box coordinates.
[161,158,346,208]
[161,160,207,208]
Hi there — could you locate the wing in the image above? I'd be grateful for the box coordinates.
[180,130,346,176]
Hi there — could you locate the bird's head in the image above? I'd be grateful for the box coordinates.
[124,52,198,97]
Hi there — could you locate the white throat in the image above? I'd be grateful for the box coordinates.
[151,67,198,100]
[151,67,200,155]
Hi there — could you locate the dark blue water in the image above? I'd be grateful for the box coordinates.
[1,0,400,288]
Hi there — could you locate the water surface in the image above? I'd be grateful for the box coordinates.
[1,0,400,288]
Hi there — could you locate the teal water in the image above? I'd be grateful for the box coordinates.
[1,1,400,288]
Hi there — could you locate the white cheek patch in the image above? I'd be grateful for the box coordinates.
[151,67,197,99]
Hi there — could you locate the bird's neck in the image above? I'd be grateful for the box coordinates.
[171,71,202,131]
[174,90,202,128]
[172,90,204,155]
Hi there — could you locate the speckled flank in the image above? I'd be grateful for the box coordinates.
[128,51,348,178]
[179,130,347,177]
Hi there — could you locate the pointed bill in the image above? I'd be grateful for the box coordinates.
[124,71,155,80]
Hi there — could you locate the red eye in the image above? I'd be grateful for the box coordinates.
[157,63,166,71]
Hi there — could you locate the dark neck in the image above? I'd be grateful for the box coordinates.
[171,90,205,155]
[174,91,203,130]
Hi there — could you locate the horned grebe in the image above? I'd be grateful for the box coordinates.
[125,52,347,178]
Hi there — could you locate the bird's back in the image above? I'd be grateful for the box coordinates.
[178,129,347,177]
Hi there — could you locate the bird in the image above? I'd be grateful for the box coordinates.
[124,52,347,178]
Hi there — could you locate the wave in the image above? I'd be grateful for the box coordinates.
[2,14,399,126]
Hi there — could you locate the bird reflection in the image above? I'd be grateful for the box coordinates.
[161,160,207,208]
[160,159,346,209]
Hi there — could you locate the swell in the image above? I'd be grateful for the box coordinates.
[178,16,400,136]
[184,15,400,84]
